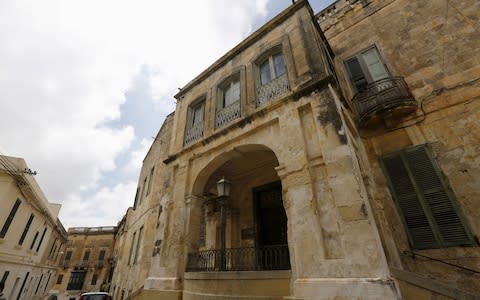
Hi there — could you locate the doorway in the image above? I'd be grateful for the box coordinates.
[254,182,290,270]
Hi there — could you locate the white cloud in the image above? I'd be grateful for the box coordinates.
[125,138,153,174]
[0,0,270,228]
[60,182,137,228]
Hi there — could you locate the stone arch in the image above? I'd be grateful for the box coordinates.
[191,144,280,197]
[185,143,290,272]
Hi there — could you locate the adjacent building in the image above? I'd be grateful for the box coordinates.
[0,155,67,300]
[111,0,480,299]
[317,0,480,298]
[50,226,117,300]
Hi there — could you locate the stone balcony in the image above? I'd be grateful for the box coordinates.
[352,76,417,127]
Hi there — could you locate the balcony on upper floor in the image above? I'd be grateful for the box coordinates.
[352,76,417,127]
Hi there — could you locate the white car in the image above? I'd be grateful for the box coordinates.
[79,292,112,300]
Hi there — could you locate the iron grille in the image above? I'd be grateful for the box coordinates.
[186,245,290,272]
[352,76,417,126]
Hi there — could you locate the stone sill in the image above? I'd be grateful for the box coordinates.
[185,270,291,280]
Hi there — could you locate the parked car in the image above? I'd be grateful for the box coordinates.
[79,292,112,300]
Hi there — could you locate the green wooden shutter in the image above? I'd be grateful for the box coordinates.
[380,145,475,249]
[345,57,368,92]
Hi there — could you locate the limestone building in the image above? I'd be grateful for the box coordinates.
[316,0,480,298]
[112,1,395,299]
[0,155,67,300]
[111,0,480,299]
[51,226,117,300]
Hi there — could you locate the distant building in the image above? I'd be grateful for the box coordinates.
[111,0,480,299]
[0,155,67,300]
[51,226,116,300]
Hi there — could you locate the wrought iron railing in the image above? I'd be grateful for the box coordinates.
[186,245,290,272]
[216,100,241,128]
[184,121,204,145]
[352,76,417,127]
[256,73,290,107]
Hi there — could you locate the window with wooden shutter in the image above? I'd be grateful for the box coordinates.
[345,46,390,93]
[184,98,205,145]
[380,144,475,249]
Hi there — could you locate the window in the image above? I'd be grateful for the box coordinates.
[146,167,154,196]
[0,198,21,238]
[64,250,72,262]
[141,177,148,201]
[255,49,289,106]
[188,100,205,128]
[17,271,30,300]
[98,249,106,261]
[83,250,90,262]
[133,187,140,209]
[56,274,63,284]
[66,271,85,290]
[184,99,205,145]
[216,75,241,128]
[218,78,240,109]
[36,227,47,252]
[134,226,144,264]
[1,271,9,285]
[259,53,286,85]
[30,231,39,250]
[345,46,390,93]
[91,274,98,285]
[35,273,43,295]
[380,144,476,249]
[19,214,34,245]
[128,231,136,265]
[48,238,58,257]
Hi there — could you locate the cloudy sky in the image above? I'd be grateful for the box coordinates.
[0,0,333,229]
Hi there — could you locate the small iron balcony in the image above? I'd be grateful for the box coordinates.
[352,76,417,127]
[186,245,290,272]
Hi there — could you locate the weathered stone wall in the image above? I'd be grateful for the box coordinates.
[110,113,176,299]
[319,0,480,297]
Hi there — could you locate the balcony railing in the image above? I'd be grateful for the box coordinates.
[256,73,290,107]
[352,76,417,127]
[186,245,290,272]
[184,121,204,145]
[216,100,241,128]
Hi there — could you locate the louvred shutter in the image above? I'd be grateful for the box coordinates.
[381,145,474,249]
[404,147,473,247]
[382,154,438,249]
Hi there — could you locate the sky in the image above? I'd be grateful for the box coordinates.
[0,0,334,229]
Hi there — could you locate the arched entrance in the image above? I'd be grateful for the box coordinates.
[186,144,290,273]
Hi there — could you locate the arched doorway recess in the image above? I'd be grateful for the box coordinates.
[187,144,290,272]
